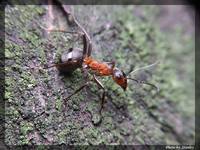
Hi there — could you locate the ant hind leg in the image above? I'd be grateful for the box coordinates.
[87,41,92,57]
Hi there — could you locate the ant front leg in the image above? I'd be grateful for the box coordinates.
[92,75,106,115]
[82,32,90,58]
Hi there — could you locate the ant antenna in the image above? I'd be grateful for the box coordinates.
[127,60,160,92]
[127,77,159,92]
[128,60,160,76]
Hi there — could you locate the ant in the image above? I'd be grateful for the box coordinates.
[44,1,159,117]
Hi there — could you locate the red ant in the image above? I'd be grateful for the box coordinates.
[44,1,159,116]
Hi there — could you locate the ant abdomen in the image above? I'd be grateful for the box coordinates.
[61,48,83,62]
[57,47,83,73]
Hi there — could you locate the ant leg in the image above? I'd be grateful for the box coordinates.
[46,28,82,35]
[46,27,89,59]
[92,75,106,115]
[87,41,92,57]
[64,81,90,101]
[82,33,89,58]
[100,90,106,114]
[38,23,83,38]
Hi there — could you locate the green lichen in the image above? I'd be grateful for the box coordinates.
[36,145,46,150]
[5,106,20,119]
[57,128,70,143]
[55,96,62,111]
[20,122,34,135]
[19,135,29,145]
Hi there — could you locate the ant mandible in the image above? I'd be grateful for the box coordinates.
[44,3,159,115]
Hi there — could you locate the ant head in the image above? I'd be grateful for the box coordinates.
[112,68,127,91]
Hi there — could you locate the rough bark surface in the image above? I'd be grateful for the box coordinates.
[4,5,194,145]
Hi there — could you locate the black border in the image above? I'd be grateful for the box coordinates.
[0,2,5,150]
[195,3,200,149]
[0,0,197,5]
[0,0,198,149]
